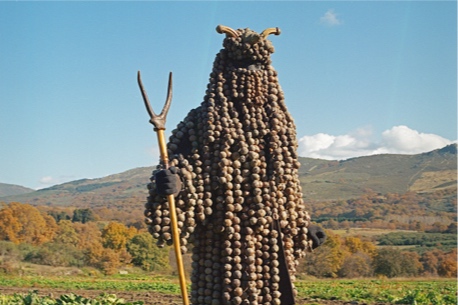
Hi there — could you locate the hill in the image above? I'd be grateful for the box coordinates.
[0,167,153,209]
[0,144,456,207]
[0,183,34,197]
[299,144,457,200]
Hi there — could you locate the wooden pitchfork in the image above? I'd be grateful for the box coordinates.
[137,71,189,305]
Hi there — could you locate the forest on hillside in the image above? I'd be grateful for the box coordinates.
[305,188,456,232]
[0,200,456,279]
[5,183,454,233]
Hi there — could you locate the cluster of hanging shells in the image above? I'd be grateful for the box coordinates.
[144,25,313,305]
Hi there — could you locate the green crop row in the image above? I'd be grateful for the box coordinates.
[0,276,181,294]
[0,275,456,304]
[295,279,457,304]
[0,291,143,305]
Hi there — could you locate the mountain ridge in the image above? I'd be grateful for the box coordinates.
[1,144,456,205]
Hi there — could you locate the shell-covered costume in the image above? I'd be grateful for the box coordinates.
[145,26,313,305]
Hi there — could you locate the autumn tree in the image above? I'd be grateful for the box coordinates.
[99,221,136,272]
[343,236,377,258]
[420,249,441,275]
[73,222,102,251]
[373,248,422,278]
[101,222,137,251]
[97,248,122,275]
[25,220,84,267]
[325,219,340,230]
[338,252,373,278]
[420,248,457,277]
[401,251,423,276]
[429,222,449,233]
[0,202,57,245]
[0,204,21,243]
[373,248,403,278]
[437,249,457,277]
[53,220,79,245]
[301,230,346,278]
[336,236,376,278]
[68,222,105,269]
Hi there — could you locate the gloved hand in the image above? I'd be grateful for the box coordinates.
[154,167,182,196]
[307,225,326,249]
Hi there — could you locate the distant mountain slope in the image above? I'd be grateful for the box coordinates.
[0,183,34,197]
[299,144,456,200]
[0,167,153,208]
[0,144,456,206]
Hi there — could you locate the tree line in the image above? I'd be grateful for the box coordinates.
[0,202,167,275]
[306,188,456,232]
[301,230,457,278]
[0,201,456,278]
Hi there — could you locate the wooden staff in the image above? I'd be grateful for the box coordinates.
[137,71,189,305]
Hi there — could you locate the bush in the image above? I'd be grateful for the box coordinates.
[0,241,20,262]
[373,248,422,278]
[338,252,373,278]
[126,233,170,272]
[24,242,84,267]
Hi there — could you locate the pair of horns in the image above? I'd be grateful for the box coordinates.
[216,25,281,38]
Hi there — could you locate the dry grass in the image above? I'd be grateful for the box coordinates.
[409,170,457,192]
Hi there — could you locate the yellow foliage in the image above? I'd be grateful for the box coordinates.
[54,220,79,245]
[0,202,57,245]
[101,221,137,251]
[343,236,377,258]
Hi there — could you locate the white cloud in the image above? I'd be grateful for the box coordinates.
[39,176,54,184]
[320,9,343,27]
[38,175,77,189]
[298,125,454,160]
[376,125,453,155]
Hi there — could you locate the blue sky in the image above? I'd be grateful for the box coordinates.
[0,1,456,189]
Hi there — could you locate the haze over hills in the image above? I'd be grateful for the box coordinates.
[0,144,456,207]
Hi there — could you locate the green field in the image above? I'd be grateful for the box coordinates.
[295,278,457,304]
[0,275,180,293]
[0,275,456,304]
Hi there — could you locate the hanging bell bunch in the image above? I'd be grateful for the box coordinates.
[144,25,313,305]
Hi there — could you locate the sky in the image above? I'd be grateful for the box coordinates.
[0,1,456,190]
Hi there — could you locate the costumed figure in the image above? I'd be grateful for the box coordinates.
[143,25,326,305]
